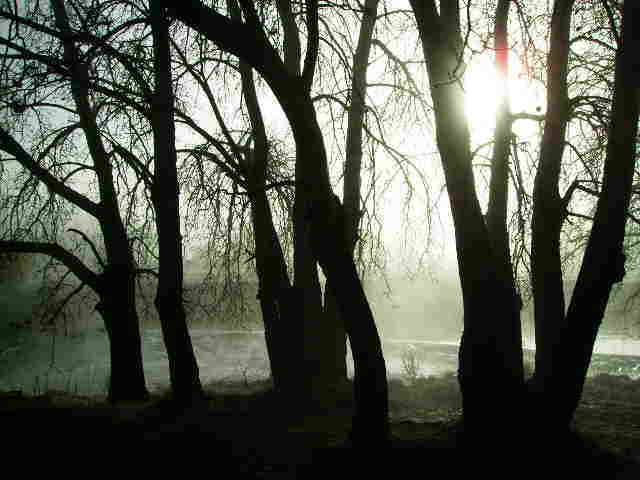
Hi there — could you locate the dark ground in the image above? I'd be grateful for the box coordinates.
[2,374,639,478]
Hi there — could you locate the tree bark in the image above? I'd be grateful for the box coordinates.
[409,0,523,441]
[530,0,575,392]
[161,0,390,444]
[96,265,148,403]
[274,0,335,401]
[47,0,149,403]
[485,0,525,392]
[323,0,380,394]
[549,0,639,428]
[150,3,202,402]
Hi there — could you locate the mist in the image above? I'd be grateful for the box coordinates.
[2,249,640,400]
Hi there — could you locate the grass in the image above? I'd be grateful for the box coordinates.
[1,342,639,476]
[2,371,639,478]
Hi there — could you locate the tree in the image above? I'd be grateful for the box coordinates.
[150,1,203,402]
[169,0,300,396]
[409,1,525,445]
[171,0,401,413]
[159,0,390,446]
[539,0,639,429]
[0,0,148,403]
[409,0,639,453]
[322,0,380,396]
[1,0,206,403]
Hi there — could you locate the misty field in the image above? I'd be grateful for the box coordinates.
[3,325,640,397]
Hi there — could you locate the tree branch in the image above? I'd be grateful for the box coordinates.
[0,240,100,292]
[302,0,319,93]
[0,128,102,219]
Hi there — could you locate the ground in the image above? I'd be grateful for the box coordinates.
[1,374,639,478]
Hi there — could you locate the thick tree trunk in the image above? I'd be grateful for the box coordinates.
[273,0,348,401]
[293,181,328,398]
[248,190,302,395]
[294,92,389,446]
[163,0,390,446]
[319,290,348,388]
[310,193,389,446]
[98,215,149,403]
[96,265,148,403]
[409,0,522,441]
[50,0,149,403]
[529,0,575,393]
[151,4,202,402]
[548,1,639,428]
[228,6,307,398]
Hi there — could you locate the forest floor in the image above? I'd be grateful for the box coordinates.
[2,373,640,478]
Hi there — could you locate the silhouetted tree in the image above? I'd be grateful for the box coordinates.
[0,0,148,403]
[409,0,639,451]
[159,0,390,446]
[149,2,203,402]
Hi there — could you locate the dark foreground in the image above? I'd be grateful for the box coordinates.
[2,374,639,478]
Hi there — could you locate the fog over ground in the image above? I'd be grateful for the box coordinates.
[2,253,640,398]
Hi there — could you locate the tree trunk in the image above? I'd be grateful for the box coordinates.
[293,87,389,446]
[274,0,347,402]
[310,193,389,446]
[248,190,302,395]
[96,265,148,403]
[228,3,306,397]
[529,0,575,394]
[163,0,390,446]
[50,0,149,403]
[151,3,202,402]
[485,0,524,386]
[323,0,380,395]
[409,0,523,441]
[547,0,639,428]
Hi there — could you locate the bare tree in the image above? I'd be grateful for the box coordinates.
[149,2,203,402]
[409,0,639,455]
[0,0,148,402]
[160,0,390,446]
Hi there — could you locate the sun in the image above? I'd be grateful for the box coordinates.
[465,59,500,140]
[464,53,542,143]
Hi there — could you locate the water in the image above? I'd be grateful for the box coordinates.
[1,327,639,398]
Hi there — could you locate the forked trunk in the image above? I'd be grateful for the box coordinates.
[163,0,390,446]
[409,0,523,442]
[485,0,524,385]
[310,194,389,446]
[544,0,639,429]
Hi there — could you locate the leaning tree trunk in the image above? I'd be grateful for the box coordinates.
[229,0,305,398]
[151,3,202,402]
[272,0,348,402]
[50,0,148,403]
[322,0,380,394]
[163,0,390,447]
[547,0,639,429]
[295,95,389,446]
